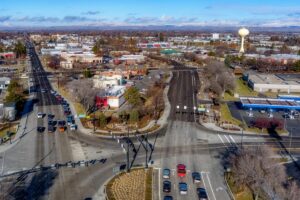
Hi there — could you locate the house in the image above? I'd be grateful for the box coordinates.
[0,77,11,90]
[60,61,73,69]
[95,86,126,108]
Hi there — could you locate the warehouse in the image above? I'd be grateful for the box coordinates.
[245,73,300,93]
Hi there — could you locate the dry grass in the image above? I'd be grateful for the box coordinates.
[107,168,152,200]
[219,103,242,126]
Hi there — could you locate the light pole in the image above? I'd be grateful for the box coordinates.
[126,125,130,172]
[289,128,293,154]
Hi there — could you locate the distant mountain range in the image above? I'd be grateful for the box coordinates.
[1,25,300,32]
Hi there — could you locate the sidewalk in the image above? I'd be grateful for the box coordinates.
[0,94,34,153]
[199,121,290,137]
[51,71,172,138]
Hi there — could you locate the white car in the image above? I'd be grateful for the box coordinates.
[70,124,77,131]
[37,112,44,118]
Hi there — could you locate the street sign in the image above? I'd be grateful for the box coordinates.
[113,167,120,173]
[78,114,86,118]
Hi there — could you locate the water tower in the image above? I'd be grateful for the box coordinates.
[238,28,249,54]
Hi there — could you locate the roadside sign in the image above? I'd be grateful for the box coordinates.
[78,114,86,118]
[113,167,120,174]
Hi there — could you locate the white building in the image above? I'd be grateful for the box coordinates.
[212,33,220,40]
[93,74,123,88]
[0,77,11,90]
[247,73,300,93]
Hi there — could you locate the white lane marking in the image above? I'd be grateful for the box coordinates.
[218,134,225,145]
[223,135,231,144]
[0,151,6,176]
[201,172,210,200]
[158,168,161,200]
[229,135,237,145]
[206,172,217,200]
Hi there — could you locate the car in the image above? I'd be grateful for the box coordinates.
[178,182,188,195]
[37,112,44,118]
[192,172,201,183]
[48,125,55,133]
[163,168,170,179]
[58,126,65,132]
[48,120,53,126]
[58,120,66,127]
[163,181,171,193]
[70,124,77,131]
[177,164,186,177]
[48,114,55,119]
[197,188,208,200]
[37,126,45,133]
[163,196,173,200]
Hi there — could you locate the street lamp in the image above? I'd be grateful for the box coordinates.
[289,128,294,155]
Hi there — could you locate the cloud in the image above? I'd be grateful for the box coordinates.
[287,12,300,17]
[0,16,11,22]
[81,11,100,15]
[17,16,59,22]
[63,16,95,22]
[124,16,199,25]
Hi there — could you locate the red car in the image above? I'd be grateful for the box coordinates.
[177,164,186,177]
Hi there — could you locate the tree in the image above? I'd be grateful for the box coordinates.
[98,113,107,128]
[83,68,93,78]
[293,60,300,72]
[298,50,300,55]
[124,87,142,107]
[229,146,288,200]
[67,79,100,114]
[129,109,139,123]
[158,33,164,42]
[13,41,26,58]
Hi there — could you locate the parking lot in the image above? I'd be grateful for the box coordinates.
[227,102,300,136]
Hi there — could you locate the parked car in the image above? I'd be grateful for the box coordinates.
[177,164,186,177]
[192,172,201,183]
[163,168,170,179]
[197,188,208,200]
[163,181,171,193]
[178,182,188,195]
[58,126,65,132]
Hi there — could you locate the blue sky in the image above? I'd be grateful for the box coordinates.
[0,0,299,27]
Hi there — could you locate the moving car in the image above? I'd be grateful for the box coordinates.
[192,172,201,183]
[177,164,186,177]
[163,168,170,179]
[70,124,77,131]
[178,182,188,195]
[37,126,45,133]
[37,112,44,118]
[163,181,171,193]
[197,188,208,200]
[163,196,173,200]
[48,125,55,133]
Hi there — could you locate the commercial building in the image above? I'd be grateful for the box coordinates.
[95,86,126,108]
[245,73,300,93]
[0,77,11,90]
[93,74,123,89]
[240,97,300,110]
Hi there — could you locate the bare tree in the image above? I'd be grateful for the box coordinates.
[229,146,289,200]
[67,79,102,114]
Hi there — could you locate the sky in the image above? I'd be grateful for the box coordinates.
[0,0,300,27]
